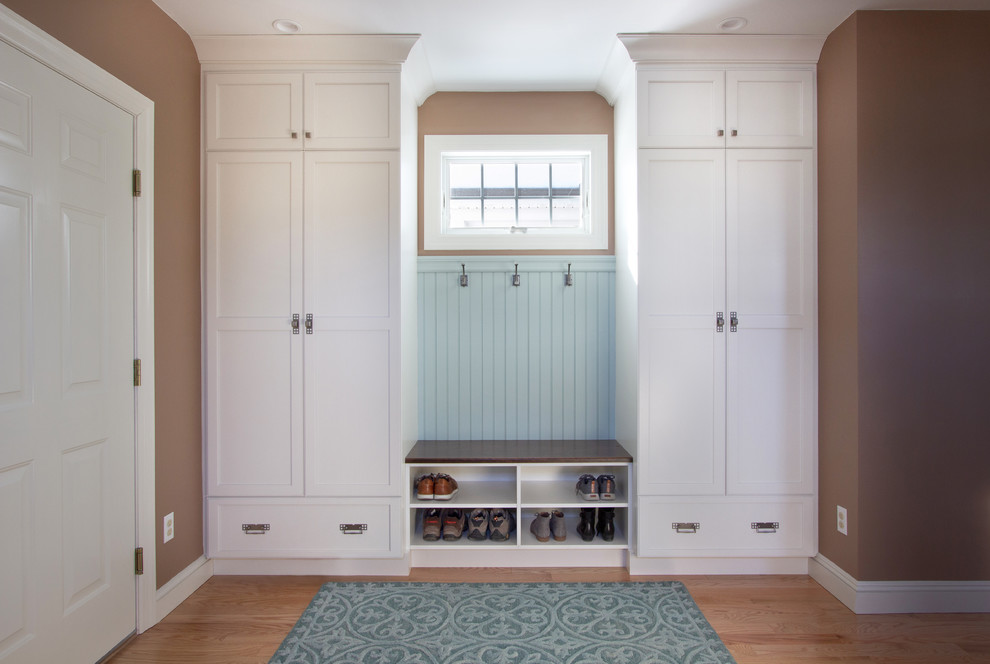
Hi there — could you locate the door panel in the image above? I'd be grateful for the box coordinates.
[638,70,725,148]
[205,73,303,150]
[304,73,398,150]
[726,70,815,148]
[0,39,135,664]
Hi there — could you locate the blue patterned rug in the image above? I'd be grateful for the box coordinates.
[269,581,736,664]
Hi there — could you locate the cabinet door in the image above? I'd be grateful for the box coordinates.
[205,152,304,496]
[303,151,398,495]
[638,150,726,495]
[205,73,304,150]
[726,70,815,148]
[304,73,399,150]
[638,70,725,148]
[725,150,815,495]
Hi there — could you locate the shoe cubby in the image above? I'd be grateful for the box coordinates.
[405,440,633,553]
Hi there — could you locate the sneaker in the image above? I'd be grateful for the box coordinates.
[434,474,459,501]
[415,474,435,500]
[550,510,567,542]
[467,508,489,540]
[489,508,515,541]
[530,511,551,543]
[441,509,465,540]
[576,474,599,501]
[596,474,616,501]
[422,508,442,541]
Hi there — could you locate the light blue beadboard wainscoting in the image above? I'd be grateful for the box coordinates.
[418,257,616,440]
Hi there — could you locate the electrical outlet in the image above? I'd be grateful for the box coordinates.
[836,505,848,536]
[163,512,175,543]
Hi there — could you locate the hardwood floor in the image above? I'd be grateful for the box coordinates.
[109,570,990,664]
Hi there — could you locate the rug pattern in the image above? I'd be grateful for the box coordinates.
[269,582,736,664]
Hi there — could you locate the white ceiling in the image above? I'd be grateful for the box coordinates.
[152,0,990,92]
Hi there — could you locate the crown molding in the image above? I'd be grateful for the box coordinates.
[618,33,826,65]
[192,34,420,66]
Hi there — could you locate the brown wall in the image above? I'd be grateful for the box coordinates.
[817,13,860,578]
[2,0,204,587]
[819,10,990,581]
[418,92,614,255]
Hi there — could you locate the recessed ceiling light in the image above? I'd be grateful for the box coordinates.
[718,17,748,32]
[272,19,302,34]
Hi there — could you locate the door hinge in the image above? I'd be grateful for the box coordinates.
[135,547,144,575]
[132,169,142,197]
[133,358,142,387]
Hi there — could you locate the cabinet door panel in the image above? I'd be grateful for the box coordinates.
[205,73,303,150]
[207,152,303,319]
[641,324,726,495]
[306,330,393,495]
[209,329,303,495]
[304,73,399,149]
[726,70,814,148]
[305,152,396,319]
[638,70,725,148]
[638,150,725,317]
[726,150,815,494]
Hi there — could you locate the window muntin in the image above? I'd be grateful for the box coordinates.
[424,135,608,251]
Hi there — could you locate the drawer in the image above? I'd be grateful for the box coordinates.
[638,497,814,557]
[208,498,401,559]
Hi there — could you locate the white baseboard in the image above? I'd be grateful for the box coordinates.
[629,555,809,575]
[810,554,990,614]
[154,556,214,625]
[212,556,412,576]
[410,548,628,568]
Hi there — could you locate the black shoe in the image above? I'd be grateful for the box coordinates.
[596,507,615,542]
[578,508,596,542]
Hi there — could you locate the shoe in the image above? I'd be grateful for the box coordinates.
[434,474,458,501]
[578,508,596,542]
[415,474,435,500]
[489,508,515,541]
[597,474,616,501]
[530,511,551,543]
[441,509,465,540]
[422,508,442,541]
[550,510,566,542]
[597,507,615,542]
[576,474,599,501]
[467,508,489,540]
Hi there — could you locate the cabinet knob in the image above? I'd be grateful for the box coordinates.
[305,131,312,139]
[717,129,724,137]
[731,129,738,137]
[291,130,298,139]
[730,311,738,332]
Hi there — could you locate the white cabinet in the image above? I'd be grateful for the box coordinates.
[203,66,403,559]
[634,61,817,559]
[637,69,814,149]
[205,71,399,151]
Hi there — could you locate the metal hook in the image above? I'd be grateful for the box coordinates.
[460,264,468,287]
[565,263,574,286]
[511,263,521,287]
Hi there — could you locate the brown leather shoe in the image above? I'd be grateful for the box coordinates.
[415,474,435,500]
[433,473,458,501]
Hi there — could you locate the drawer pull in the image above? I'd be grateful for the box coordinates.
[340,523,368,535]
[751,521,779,534]
[672,522,700,534]
[242,523,270,535]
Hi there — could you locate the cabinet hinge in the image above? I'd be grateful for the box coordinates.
[135,547,144,575]
[132,169,142,197]
[133,358,141,387]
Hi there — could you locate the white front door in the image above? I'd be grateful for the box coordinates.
[0,37,136,663]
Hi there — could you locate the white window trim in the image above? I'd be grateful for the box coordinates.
[423,134,609,251]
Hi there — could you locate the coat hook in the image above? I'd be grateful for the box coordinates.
[511,263,521,287]
[565,263,574,286]
[460,264,468,287]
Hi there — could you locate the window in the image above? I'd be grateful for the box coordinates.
[424,134,608,251]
